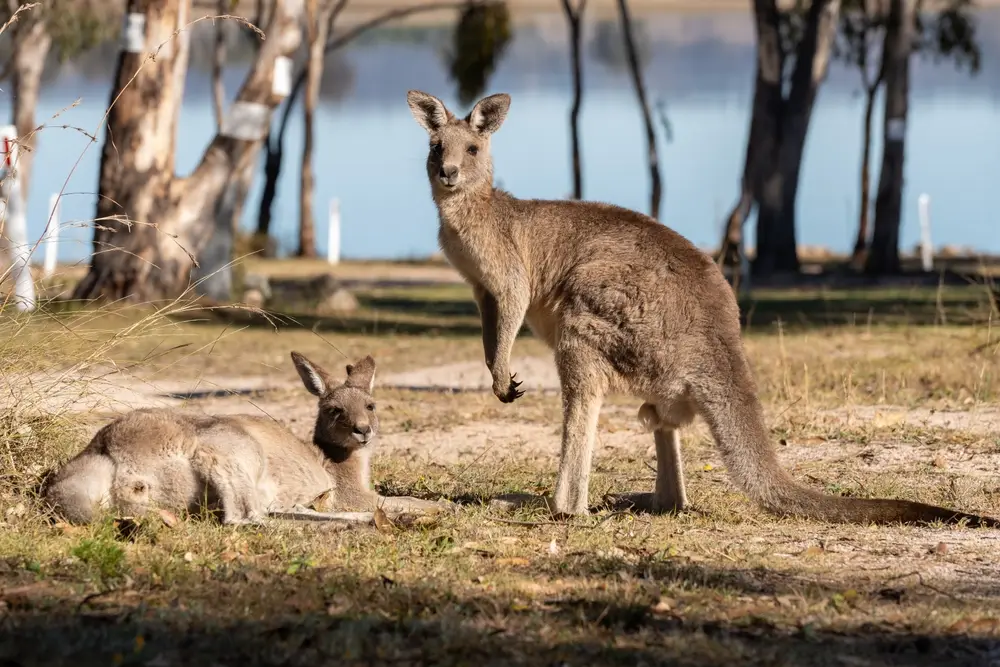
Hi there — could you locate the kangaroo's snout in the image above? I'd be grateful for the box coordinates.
[352,423,373,444]
[438,164,459,187]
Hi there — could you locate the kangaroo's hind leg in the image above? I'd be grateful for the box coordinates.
[607,399,695,514]
[193,436,269,526]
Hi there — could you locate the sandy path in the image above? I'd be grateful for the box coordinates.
[24,357,1000,481]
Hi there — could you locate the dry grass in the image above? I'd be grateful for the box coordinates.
[0,277,998,666]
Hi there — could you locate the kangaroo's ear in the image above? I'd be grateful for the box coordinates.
[407,90,450,133]
[344,355,376,394]
[466,93,511,135]
[291,351,332,397]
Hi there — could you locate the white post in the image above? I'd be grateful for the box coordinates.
[918,193,932,273]
[42,193,60,278]
[0,125,37,312]
[327,198,341,265]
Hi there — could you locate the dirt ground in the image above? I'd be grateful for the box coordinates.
[1,272,999,665]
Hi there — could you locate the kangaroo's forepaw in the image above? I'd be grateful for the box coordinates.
[495,373,525,403]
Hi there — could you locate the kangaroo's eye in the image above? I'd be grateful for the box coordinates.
[366,403,376,412]
[467,144,479,156]
[430,142,442,154]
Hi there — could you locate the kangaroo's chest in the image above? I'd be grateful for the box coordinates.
[438,224,493,287]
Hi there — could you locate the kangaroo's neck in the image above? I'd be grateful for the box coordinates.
[319,440,374,507]
[434,183,508,233]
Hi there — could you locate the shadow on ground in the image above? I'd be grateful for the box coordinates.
[1,555,997,666]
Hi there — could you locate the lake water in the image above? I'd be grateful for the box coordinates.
[3,7,1000,264]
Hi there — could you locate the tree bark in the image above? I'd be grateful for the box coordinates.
[560,0,586,200]
[851,83,878,267]
[616,0,660,219]
[849,3,889,269]
[73,0,192,302]
[298,0,338,258]
[73,0,304,303]
[194,0,271,298]
[866,0,913,276]
[211,0,227,130]
[719,0,782,271]
[255,128,284,244]
[8,12,52,197]
[756,0,841,277]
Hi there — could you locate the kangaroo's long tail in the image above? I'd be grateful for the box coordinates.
[697,350,1000,528]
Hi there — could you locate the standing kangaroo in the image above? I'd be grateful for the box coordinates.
[406,89,999,527]
[43,352,445,525]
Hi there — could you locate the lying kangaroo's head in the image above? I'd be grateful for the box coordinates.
[290,351,379,456]
[406,89,511,197]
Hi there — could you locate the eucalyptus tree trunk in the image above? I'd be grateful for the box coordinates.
[73,0,304,303]
[298,0,340,257]
[7,13,51,197]
[866,0,914,276]
[719,0,841,279]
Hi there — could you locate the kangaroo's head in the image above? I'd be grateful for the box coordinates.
[406,89,511,198]
[290,351,379,457]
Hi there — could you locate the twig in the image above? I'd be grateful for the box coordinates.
[880,570,962,601]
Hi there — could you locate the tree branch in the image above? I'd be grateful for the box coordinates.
[617,0,661,219]
[211,0,227,130]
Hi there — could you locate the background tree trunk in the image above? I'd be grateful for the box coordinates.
[8,13,53,197]
[616,0,660,219]
[211,0,227,129]
[718,0,782,271]
[751,0,841,279]
[194,0,275,298]
[851,84,878,267]
[255,127,285,249]
[72,0,192,302]
[866,0,913,276]
[73,0,303,303]
[298,0,338,258]
[560,0,586,200]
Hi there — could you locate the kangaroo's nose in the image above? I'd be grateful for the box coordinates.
[353,424,373,437]
[438,165,459,182]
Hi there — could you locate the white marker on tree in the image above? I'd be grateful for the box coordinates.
[273,56,293,97]
[121,13,147,53]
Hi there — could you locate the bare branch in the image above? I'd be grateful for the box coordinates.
[211,0,228,130]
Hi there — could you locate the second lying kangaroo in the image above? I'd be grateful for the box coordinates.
[43,352,445,525]
[406,88,1000,528]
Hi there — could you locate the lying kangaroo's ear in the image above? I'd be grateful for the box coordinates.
[345,355,376,394]
[291,351,331,397]
[407,90,450,133]
[467,93,511,136]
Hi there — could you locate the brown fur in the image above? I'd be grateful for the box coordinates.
[42,353,445,525]
[406,88,1000,528]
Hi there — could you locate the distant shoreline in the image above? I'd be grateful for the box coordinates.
[192,0,1000,26]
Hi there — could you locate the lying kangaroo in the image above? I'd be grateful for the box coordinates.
[406,88,1000,528]
[43,352,445,525]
